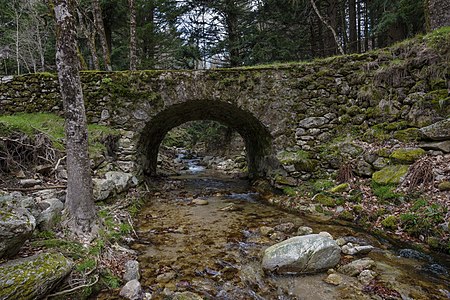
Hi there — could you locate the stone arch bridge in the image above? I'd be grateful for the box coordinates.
[1,36,449,180]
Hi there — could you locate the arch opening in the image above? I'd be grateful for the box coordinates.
[137,100,279,179]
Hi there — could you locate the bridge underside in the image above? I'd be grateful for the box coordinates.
[137,99,279,179]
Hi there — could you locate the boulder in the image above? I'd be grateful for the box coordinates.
[0,252,73,300]
[297,226,313,235]
[262,234,341,274]
[105,171,138,193]
[389,148,426,164]
[372,165,409,185]
[420,140,450,153]
[37,198,64,231]
[123,260,140,282]
[0,204,36,259]
[341,243,374,255]
[92,178,115,202]
[419,118,450,140]
[119,279,143,300]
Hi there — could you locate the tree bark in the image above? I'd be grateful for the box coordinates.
[93,0,112,71]
[76,8,100,70]
[53,0,98,240]
[348,0,357,53]
[310,0,345,55]
[129,0,137,70]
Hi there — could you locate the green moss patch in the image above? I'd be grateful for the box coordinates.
[372,165,409,185]
[389,148,426,164]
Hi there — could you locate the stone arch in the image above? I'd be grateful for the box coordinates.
[137,99,280,179]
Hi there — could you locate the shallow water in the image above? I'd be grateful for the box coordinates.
[124,171,449,299]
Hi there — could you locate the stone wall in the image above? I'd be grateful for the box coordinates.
[0,31,449,181]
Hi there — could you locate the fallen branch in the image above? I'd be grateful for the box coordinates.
[4,185,67,192]
[45,275,99,299]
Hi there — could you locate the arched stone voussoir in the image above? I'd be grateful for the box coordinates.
[136,99,282,179]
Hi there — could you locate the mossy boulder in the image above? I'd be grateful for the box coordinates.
[389,148,426,164]
[0,203,36,259]
[372,165,409,185]
[313,194,336,207]
[329,183,350,193]
[419,118,450,141]
[0,252,73,300]
[393,128,421,142]
[381,215,398,229]
[277,150,317,172]
[438,181,450,191]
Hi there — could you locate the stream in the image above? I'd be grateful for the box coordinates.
[99,155,450,299]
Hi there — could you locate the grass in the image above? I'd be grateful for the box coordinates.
[0,113,120,155]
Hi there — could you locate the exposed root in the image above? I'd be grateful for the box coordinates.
[336,161,354,183]
[402,156,435,191]
[0,132,61,176]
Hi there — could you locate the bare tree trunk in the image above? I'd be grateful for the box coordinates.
[348,0,357,53]
[15,10,20,75]
[76,8,100,70]
[129,0,137,70]
[310,0,345,55]
[53,0,98,240]
[93,0,112,71]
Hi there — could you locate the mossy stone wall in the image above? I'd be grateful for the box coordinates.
[0,32,449,179]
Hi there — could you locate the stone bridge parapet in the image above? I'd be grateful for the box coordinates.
[1,33,449,180]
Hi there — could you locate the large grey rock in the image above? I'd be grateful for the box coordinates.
[0,203,36,259]
[0,252,73,300]
[124,260,140,282]
[37,198,64,230]
[119,280,143,300]
[93,178,115,201]
[105,171,138,193]
[420,119,450,141]
[298,117,328,129]
[262,234,341,274]
[420,140,450,153]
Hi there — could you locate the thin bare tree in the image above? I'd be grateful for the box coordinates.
[129,0,137,70]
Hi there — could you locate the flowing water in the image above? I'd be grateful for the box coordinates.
[98,157,450,299]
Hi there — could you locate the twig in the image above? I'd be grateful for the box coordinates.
[54,155,66,171]
[5,185,66,192]
[45,275,99,299]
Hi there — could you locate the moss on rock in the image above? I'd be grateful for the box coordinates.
[438,181,450,191]
[389,148,426,164]
[381,215,398,229]
[329,183,350,193]
[372,165,409,185]
[0,252,73,300]
[393,128,421,142]
[314,194,336,207]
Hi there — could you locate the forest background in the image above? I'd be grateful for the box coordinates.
[0,0,435,75]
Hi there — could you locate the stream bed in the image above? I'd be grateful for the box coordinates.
[98,158,450,299]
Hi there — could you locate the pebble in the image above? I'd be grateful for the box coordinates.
[297,226,313,235]
[324,273,343,286]
[274,222,295,233]
[358,269,376,285]
[259,226,274,236]
[341,243,374,255]
[319,231,333,239]
[156,272,176,284]
[192,199,209,205]
[338,258,375,277]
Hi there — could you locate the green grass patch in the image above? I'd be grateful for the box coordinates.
[0,113,120,156]
[371,182,402,201]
